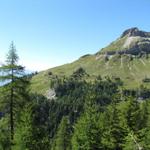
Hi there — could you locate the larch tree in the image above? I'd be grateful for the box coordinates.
[0,42,29,146]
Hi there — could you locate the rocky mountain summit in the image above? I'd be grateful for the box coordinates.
[121,27,150,38]
[100,27,150,55]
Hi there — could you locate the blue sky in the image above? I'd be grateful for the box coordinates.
[0,0,150,71]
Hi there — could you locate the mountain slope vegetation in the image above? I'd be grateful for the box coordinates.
[31,27,150,95]
[1,29,150,150]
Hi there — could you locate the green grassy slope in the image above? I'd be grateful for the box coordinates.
[31,28,150,95]
[99,36,128,53]
[31,54,150,95]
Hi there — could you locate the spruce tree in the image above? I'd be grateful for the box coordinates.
[13,103,33,150]
[52,116,71,150]
[123,97,143,150]
[72,95,102,150]
[102,103,127,150]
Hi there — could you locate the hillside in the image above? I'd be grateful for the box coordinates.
[31,27,150,95]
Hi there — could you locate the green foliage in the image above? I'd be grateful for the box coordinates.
[71,92,150,150]
[13,103,33,150]
[52,116,71,150]
[0,42,30,148]
[28,95,51,150]
[31,53,150,95]
[72,96,103,150]
[125,97,141,132]
[102,103,128,149]
[123,133,138,150]
[71,67,88,79]
[139,101,150,149]
[13,96,51,150]
[1,49,150,150]
[0,116,11,150]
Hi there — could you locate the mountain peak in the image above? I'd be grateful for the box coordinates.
[99,27,150,55]
[121,27,150,38]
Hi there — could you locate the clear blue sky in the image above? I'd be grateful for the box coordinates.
[0,0,150,71]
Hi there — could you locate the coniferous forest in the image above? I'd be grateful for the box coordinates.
[1,43,150,150]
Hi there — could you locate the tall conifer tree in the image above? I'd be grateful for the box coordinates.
[0,42,29,146]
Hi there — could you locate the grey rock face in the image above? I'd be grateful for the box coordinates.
[121,27,150,38]
[99,27,150,56]
[45,89,56,99]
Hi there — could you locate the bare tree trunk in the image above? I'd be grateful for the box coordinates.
[10,68,14,148]
[10,87,14,141]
